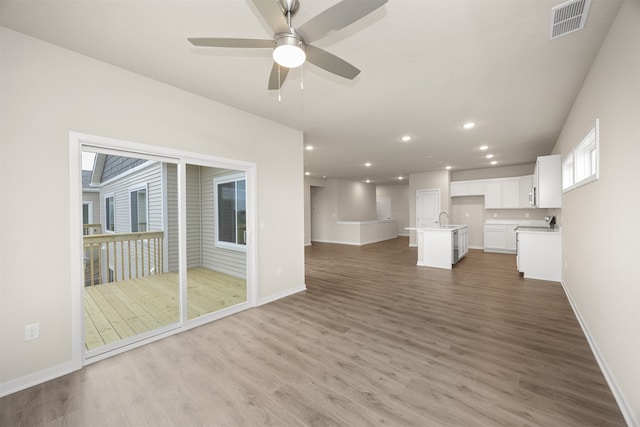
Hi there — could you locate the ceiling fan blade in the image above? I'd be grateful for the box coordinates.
[298,0,388,43]
[188,38,273,48]
[305,45,360,80]
[250,0,290,34]
[268,62,290,90]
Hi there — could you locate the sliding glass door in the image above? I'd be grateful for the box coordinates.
[78,141,252,359]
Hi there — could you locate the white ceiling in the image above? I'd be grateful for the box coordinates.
[0,0,623,184]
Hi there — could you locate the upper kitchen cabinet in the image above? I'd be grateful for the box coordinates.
[532,155,562,208]
[484,178,519,209]
[450,180,485,197]
[518,175,533,208]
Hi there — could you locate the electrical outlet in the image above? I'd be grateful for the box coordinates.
[25,323,39,341]
[276,267,282,277]
[525,212,530,218]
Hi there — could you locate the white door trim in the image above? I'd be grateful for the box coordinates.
[69,131,257,367]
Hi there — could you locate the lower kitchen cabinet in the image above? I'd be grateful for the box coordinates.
[484,224,518,253]
[516,231,561,281]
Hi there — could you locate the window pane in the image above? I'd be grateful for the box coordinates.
[237,180,246,245]
[83,204,90,224]
[106,197,115,231]
[137,189,147,232]
[218,181,236,243]
[130,191,139,232]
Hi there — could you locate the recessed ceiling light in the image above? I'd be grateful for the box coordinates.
[462,122,476,129]
[491,161,498,165]
[322,175,327,179]
[305,145,315,151]
[445,166,452,170]
[486,154,494,159]
[305,172,310,176]
[365,179,371,183]
[401,135,411,142]
[479,145,489,151]
[398,176,404,180]
[365,162,372,167]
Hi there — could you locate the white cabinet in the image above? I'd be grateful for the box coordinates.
[484,224,507,251]
[484,178,519,209]
[484,224,518,253]
[414,226,468,269]
[519,175,533,208]
[484,181,502,209]
[533,155,562,208]
[458,227,468,258]
[451,180,485,197]
[517,231,561,281]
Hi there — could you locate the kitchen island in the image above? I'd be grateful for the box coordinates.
[406,225,468,269]
[516,227,561,281]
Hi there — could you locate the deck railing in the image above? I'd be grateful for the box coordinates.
[83,231,164,286]
[83,223,102,235]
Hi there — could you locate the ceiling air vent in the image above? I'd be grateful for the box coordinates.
[550,0,592,40]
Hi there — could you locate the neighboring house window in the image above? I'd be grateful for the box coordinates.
[130,185,148,232]
[214,174,246,250]
[105,195,115,232]
[82,201,93,224]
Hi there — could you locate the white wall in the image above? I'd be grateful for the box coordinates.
[408,170,451,246]
[337,180,377,221]
[376,184,410,236]
[0,28,304,390]
[550,0,639,423]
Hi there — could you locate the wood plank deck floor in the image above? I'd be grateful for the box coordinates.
[1,238,626,426]
[85,267,246,350]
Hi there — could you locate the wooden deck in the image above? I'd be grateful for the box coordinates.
[84,267,246,350]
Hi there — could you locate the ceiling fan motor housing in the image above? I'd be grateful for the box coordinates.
[273,31,306,68]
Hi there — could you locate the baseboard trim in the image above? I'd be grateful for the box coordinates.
[311,237,398,246]
[468,245,484,250]
[560,279,637,427]
[257,284,307,306]
[0,360,79,398]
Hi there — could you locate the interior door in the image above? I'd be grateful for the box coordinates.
[416,189,440,228]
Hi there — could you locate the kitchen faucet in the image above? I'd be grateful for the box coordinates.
[438,211,449,228]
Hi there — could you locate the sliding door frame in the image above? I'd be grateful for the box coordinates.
[69,132,257,367]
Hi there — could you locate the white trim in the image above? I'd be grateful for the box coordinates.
[257,284,307,306]
[213,173,248,252]
[69,131,258,369]
[0,360,78,398]
[560,279,637,427]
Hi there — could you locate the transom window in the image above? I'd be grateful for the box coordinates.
[214,174,246,251]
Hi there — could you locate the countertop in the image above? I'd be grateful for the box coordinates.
[406,225,467,232]
[516,226,560,233]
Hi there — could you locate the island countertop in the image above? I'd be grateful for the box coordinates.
[405,225,467,232]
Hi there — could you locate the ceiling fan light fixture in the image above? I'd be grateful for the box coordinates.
[273,34,306,68]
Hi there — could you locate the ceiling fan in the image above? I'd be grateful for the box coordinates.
[188,0,388,90]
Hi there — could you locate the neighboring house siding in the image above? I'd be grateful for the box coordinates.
[101,156,146,182]
[98,161,165,278]
[166,163,179,273]
[186,164,202,268]
[201,167,246,279]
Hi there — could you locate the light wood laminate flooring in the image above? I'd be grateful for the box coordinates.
[0,238,625,426]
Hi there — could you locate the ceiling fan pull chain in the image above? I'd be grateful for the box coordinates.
[301,63,304,90]
[278,65,282,102]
